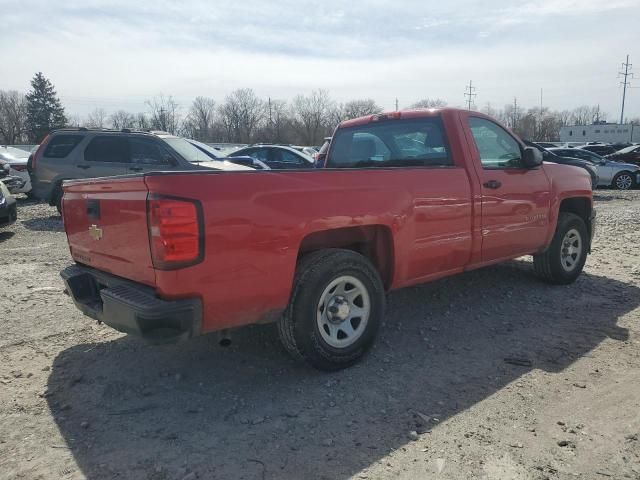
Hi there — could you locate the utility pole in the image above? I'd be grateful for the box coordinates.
[158,107,166,131]
[537,88,543,140]
[464,80,476,110]
[268,97,274,142]
[511,97,519,130]
[395,98,399,111]
[618,54,633,124]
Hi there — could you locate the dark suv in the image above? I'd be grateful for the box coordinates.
[29,129,223,212]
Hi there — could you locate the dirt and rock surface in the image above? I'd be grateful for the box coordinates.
[1,192,639,480]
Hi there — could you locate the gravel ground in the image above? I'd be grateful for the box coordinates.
[0,192,639,480]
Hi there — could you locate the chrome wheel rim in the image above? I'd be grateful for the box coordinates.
[560,228,582,272]
[616,174,632,190]
[317,275,370,349]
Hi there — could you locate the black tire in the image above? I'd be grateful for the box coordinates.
[278,249,385,371]
[533,212,588,285]
[612,171,635,190]
[52,186,63,214]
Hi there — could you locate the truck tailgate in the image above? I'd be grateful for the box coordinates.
[62,176,155,286]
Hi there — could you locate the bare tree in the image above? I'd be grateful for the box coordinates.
[67,115,83,127]
[86,108,108,128]
[218,89,265,143]
[343,99,383,120]
[558,110,572,127]
[109,110,136,130]
[0,90,28,144]
[134,112,150,130]
[146,95,181,134]
[184,97,216,141]
[570,106,597,126]
[292,89,335,145]
[263,98,290,143]
[409,98,447,109]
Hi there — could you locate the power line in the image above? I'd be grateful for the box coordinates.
[618,54,633,124]
[464,80,476,110]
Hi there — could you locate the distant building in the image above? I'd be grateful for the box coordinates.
[559,122,637,144]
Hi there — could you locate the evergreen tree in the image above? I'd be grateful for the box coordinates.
[26,72,67,142]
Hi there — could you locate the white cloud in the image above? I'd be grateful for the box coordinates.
[1,0,638,119]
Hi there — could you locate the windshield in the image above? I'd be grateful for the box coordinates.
[327,117,452,168]
[615,145,638,154]
[188,139,222,159]
[162,137,213,163]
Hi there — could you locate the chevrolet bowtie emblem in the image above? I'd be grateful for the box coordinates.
[88,224,103,241]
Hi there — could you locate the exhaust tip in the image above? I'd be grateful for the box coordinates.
[219,338,232,347]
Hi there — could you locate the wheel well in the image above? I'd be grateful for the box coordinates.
[49,180,65,206]
[559,197,592,243]
[298,225,394,289]
[612,170,634,181]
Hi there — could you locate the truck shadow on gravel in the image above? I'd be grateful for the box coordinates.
[21,217,63,232]
[47,261,636,480]
[0,231,15,242]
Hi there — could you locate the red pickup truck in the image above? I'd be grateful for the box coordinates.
[60,108,595,370]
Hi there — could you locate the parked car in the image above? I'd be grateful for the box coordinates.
[0,146,31,195]
[0,175,18,228]
[60,108,594,371]
[314,137,331,167]
[28,129,251,213]
[606,144,640,166]
[299,146,318,158]
[228,144,315,169]
[549,147,639,190]
[524,141,598,189]
[581,144,619,156]
[186,139,270,170]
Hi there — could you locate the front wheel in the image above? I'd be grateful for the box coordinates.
[278,249,385,371]
[612,172,635,190]
[533,212,588,285]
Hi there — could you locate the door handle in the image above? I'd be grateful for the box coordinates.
[129,167,143,172]
[483,180,502,189]
[77,164,91,169]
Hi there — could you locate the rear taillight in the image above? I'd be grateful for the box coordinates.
[147,196,204,270]
[29,135,49,172]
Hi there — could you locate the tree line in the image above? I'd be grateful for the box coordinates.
[1,72,638,146]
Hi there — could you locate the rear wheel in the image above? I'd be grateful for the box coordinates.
[278,249,385,371]
[533,212,588,285]
[52,185,63,214]
[612,172,635,190]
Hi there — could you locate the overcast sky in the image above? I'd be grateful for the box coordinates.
[2,0,639,120]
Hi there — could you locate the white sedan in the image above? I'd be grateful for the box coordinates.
[0,146,32,195]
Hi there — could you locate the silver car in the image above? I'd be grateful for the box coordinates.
[549,148,640,190]
[29,129,252,212]
[0,146,32,195]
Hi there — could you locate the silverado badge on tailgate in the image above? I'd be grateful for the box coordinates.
[88,224,103,241]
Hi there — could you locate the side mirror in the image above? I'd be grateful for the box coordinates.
[522,147,543,168]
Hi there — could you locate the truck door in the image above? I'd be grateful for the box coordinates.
[465,116,551,262]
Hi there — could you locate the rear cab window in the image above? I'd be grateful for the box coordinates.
[43,135,83,158]
[326,116,452,168]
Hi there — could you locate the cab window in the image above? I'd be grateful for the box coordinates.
[468,117,522,169]
[327,117,452,168]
